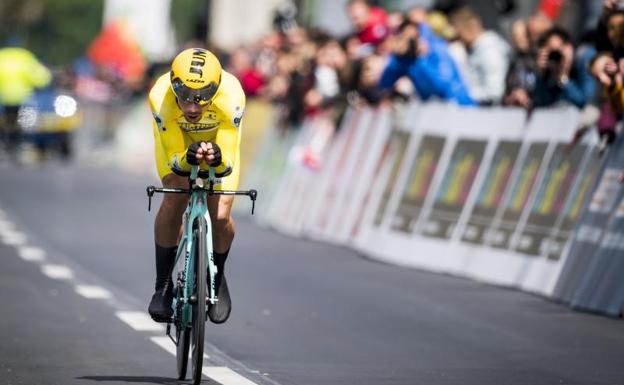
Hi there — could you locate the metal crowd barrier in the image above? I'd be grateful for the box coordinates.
[242,101,624,318]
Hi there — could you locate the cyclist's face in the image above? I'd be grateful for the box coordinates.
[177,99,208,123]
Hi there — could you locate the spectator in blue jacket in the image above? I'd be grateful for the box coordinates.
[378,19,476,106]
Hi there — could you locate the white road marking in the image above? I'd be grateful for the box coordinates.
[150,336,209,359]
[1,230,27,246]
[0,204,270,385]
[115,311,164,332]
[150,336,178,356]
[75,285,112,299]
[17,246,46,262]
[202,366,260,385]
[144,339,260,385]
[41,264,74,280]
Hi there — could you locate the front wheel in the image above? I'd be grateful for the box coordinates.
[176,326,190,380]
[191,218,207,384]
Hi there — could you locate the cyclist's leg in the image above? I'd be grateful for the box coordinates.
[149,135,189,321]
[206,193,235,324]
[206,194,235,254]
[155,173,189,247]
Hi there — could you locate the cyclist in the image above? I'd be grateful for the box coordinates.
[147,48,245,324]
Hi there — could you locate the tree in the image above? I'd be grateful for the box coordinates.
[0,0,104,66]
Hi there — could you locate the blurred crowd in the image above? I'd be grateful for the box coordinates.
[199,0,624,151]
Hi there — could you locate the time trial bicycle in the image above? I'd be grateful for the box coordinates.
[146,165,256,384]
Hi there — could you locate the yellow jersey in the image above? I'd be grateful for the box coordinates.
[148,71,245,189]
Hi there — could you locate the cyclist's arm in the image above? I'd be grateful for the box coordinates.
[157,120,195,174]
[149,93,194,174]
[214,84,245,178]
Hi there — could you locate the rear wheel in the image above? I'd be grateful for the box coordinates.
[191,219,207,384]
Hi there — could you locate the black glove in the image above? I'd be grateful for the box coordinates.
[186,142,222,166]
[208,142,222,167]
[186,142,203,165]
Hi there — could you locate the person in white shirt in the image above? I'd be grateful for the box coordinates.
[450,7,510,105]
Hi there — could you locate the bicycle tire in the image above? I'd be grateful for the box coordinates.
[191,218,207,384]
[176,324,190,379]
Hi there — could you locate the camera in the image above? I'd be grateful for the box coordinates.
[543,49,564,86]
[547,50,563,67]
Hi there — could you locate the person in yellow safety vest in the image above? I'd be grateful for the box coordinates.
[0,46,52,155]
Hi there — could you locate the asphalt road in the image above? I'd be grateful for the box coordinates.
[0,163,622,385]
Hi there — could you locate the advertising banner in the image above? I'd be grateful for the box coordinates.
[553,133,624,303]
[603,197,624,316]
[514,143,587,256]
[462,140,522,245]
[545,147,603,260]
[391,135,446,233]
[560,132,624,315]
[421,139,488,239]
[309,109,366,235]
[374,130,411,226]
[490,142,549,249]
[247,102,623,311]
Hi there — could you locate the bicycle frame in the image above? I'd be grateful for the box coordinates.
[146,166,257,332]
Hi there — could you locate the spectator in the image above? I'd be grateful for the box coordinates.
[590,7,624,102]
[0,46,51,158]
[356,53,388,105]
[450,7,510,105]
[267,46,314,128]
[434,0,517,30]
[378,19,475,105]
[503,20,538,108]
[347,0,390,47]
[533,27,596,108]
[304,37,350,116]
[228,47,265,97]
[594,0,624,54]
[527,11,554,47]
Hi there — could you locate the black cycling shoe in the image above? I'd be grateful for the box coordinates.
[208,274,231,324]
[148,287,174,323]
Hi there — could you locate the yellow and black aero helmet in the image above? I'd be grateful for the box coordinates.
[170,48,222,105]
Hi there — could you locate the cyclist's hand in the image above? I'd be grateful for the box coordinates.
[204,142,222,167]
[186,142,206,165]
[187,142,222,166]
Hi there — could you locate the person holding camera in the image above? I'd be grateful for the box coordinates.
[378,19,475,105]
[532,27,597,108]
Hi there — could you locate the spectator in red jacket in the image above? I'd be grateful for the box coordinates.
[347,0,390,47]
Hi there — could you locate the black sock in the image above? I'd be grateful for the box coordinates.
[212,249,230,293]
[213,248,230,272]
[155,244,177,291]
